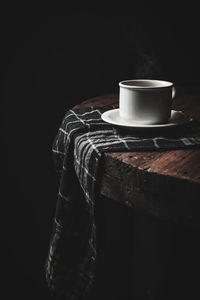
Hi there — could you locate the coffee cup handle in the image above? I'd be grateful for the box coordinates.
[172,86,176,100]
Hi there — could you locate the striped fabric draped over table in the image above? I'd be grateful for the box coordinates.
[45,106,200,300]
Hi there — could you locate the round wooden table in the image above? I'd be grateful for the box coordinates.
[75,89,200,227]
[74,88,200,299]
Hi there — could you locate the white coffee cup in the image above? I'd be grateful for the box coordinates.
[119,79,176,125]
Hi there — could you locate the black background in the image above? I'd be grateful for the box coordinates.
[2,4,200,299]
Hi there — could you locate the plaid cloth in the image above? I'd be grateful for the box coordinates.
[45,105,200,300]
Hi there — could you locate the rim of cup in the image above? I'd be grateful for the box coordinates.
[119,79,173,89]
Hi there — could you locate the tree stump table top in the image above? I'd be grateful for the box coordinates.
[74,89,200,227]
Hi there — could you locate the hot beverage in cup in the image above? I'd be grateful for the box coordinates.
[119,79,176,125]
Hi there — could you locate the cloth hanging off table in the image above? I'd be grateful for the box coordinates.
[45,106,200,300]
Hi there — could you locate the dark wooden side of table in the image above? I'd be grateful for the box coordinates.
[74,89,200,300]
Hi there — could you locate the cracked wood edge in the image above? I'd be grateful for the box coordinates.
[100,154,200,226]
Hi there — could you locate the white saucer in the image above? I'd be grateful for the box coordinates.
[101,109,188,129]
